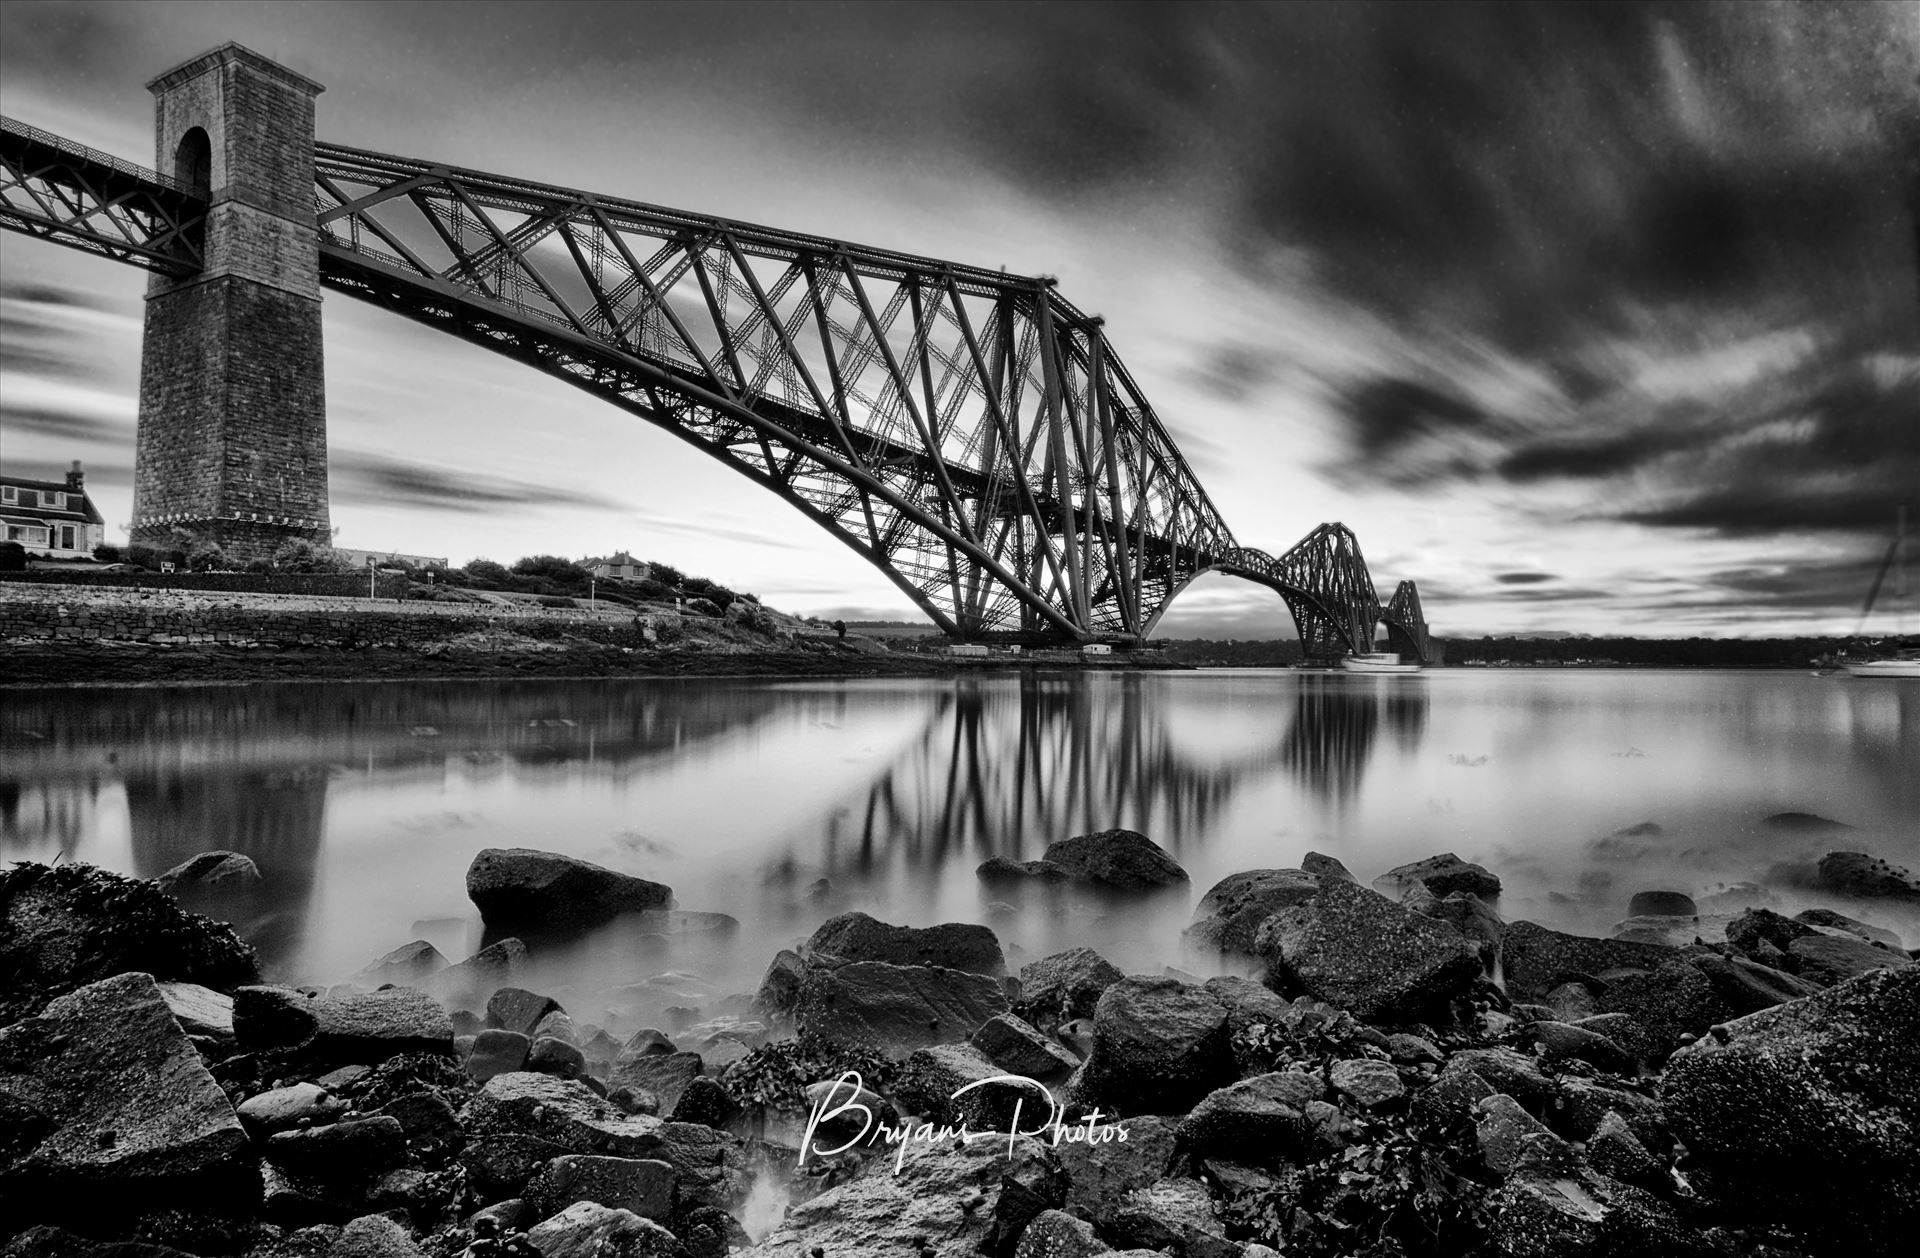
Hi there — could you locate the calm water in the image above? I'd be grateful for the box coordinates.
[4,670,1917,1001]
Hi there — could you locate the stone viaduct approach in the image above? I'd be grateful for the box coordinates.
[0,43,1430,658]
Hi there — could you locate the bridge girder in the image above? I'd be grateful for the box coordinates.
[0,112,1438,654]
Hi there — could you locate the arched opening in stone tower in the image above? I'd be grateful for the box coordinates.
[173,127,211,189]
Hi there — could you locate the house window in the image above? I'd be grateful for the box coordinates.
[6,525,49,546]
[0,487,15,504]
[40,490,66,509]
[60,525,77,550]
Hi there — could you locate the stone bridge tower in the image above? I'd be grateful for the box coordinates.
[132,43,329,561]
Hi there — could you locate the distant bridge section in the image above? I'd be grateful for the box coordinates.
[0,43,1434,660]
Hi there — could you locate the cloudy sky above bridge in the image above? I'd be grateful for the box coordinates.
[2,0,1916,638]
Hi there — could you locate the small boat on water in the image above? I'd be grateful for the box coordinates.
[1340,652,1424,674]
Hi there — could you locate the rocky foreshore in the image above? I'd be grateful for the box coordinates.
[2,836,1916,1258]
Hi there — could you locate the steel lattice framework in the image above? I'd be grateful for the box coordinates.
[0,114,1433,657]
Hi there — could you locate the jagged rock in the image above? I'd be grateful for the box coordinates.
[1411,1063,1496,1133]
[352,940,447,988]
[1609,914,1707,948]
[609,1049,702,1114]
[1628,890,1697,917]
[1448,1048,1559,1116]
[1484,1170,1703,1258]
[376,1091,462,1163]
[232,985,453,1062]
[1683,953,1819,1015]
[1499,920,1676,1003]
[1532,1020,1636,1075]
[1787,934,1912,986]
[487,988,563,1037]
[1551,1077,1670,1150]
[1183,869,1319,956]
[466,848,673,941]
[1725,907,1819,956]
[462,1132,570,1201]
[235,1082,345,1135]
[1761,811,1851,831]
[1662,967,1920,1255]
[1385,1032,1445,1065]
[322,1213,425,1258]
[1374,852,1502,900]
[794,959,1009,1057]
[1419,891,1505,966]
[1794,908,1905,949]
[1040,829,1189,892]
[1586,1110,1666,1193]
[971,1013,1080,1079]
[1012,1209,1106,1257]
[529,1036,588,1079]
[667,1076,739,1129]
[463,1073,666,1158]
[1108,1177,1227,1252]
[1177,1071,1322,1157]
[804,911,1007,975]
[154,850,261,898]
[981,1142,1068,1257]
[531,1010,582,1047]
[156,981,236,1040]
[746,1134,1048,1255]
[1300,851,1355,881]
[1476,1094,1579,1179]
[527,1154,675,1223]
[750,950,807,1023]
[978,856,1072,885]
[525,1200,682,1258]
[1057,1114,1178,1217]
[1596,960,1734,1067]
[1256,877,1481,1022]
[1329,1057,1406,1107]
[1815,851,1920,902]
[895,1042,1040,1130]
[1016,948,1125,1032]
[267,1115,406,1177]
[1079,978,1234,1115]
[798,1076,896,1149]
[468,1029,532,1083]
[0,972,253,1218]
[0,863,257,1025]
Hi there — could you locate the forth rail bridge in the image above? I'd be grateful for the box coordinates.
[0,43,1430,662]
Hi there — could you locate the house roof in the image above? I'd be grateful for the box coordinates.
[0,476,105,525]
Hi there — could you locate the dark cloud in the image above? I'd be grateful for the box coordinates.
[1495,572,1557,585]
[0,279,112,310]
[330,450,621,514]
[0,405,129,444]
[1341,376,1486,457]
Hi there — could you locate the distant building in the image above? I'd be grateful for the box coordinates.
[586,551,652,583]
[333,547,448,570]
[1,462,105,557]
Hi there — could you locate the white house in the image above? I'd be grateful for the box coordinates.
[1,462,105,558]
[586,551,652,582]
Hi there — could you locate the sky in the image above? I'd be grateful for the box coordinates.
[1,0,1917,638]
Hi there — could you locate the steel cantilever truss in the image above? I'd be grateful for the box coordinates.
[0,114,1435,656]
[0,115,206,275]
[311,143,1232,639]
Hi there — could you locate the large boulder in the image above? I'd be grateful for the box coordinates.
[1661,967,1920,1256]
[350,940,448,988]
[1815,851,1920,902]
[466,848,672,942]
[154,850,261,903]
[1786,934,1912,987]
[1594,960,1734,1068]
[1056,1114,1179,1219]
[794,959,1009,1057]
[1040,829,1189,892]
[0,973,254,1218]
[0,862,257,1025]
[1183,869,1319,957]
[1498,920,1677,1003]
[426,938,529,1009]
[1373,852,1502,900]
[232,985,453,1062]
[525,1200,682,1258]
[1175,1071,1322,1159]
[1793,908,1905,950]
[971,1013,1080,1079]
[1015,948,1125,1032]
[1256,878,1481,1022]
[745,1134,1050,1255]
[1078,978,1235,1115]
[1683,952,1820,1016]
[804,911,1006,975]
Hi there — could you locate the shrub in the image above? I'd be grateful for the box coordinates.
[243,557,273,574]
[649,562,685,587]
[93,543,122,563]
[272,538,344,573]
[536,595,576,608]
[186,540,225,572]
[512,554,590,586]
[685,597,722,617]
[0,541,25,571]
[462,558,512,587]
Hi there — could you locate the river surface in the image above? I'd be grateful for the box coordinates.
[4,669,1917,1004]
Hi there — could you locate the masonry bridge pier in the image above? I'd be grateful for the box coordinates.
[0,42,1431,661]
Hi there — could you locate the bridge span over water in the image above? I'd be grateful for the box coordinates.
[0,42,1430,660]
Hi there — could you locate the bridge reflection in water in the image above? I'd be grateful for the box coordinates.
[0,673,1427,979]
[805,672,1430,882]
